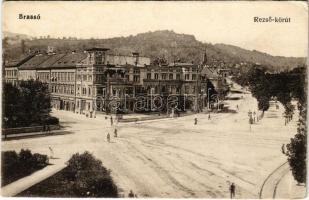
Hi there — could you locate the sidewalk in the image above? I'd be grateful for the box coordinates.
[2,129,72,140]
[275,169,306,199]
[1,159,66,197]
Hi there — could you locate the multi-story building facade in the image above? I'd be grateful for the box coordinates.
[4,47,227,116]
[3,54,35,85]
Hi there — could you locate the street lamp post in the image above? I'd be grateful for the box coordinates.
[201,89,205,111]
[248,110,253,132]
[150,87,154,111]
[208,88,212,110]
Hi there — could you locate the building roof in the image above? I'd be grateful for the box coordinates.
[51,52,87,68]
[106,54,150,67]
[201,67,219,79]
[19,54,51,70]
[37,54,66,69]
[5,54,35,68]
[16,50,151,70]
[168,62,196,67]
[86,47,110,52]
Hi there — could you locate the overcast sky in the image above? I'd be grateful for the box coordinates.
[3,1,308,57]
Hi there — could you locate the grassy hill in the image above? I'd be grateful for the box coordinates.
[3,30,306,71]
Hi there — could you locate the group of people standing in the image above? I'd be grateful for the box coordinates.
[107,128,118,143]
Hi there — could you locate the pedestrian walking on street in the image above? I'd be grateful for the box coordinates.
[229,183,236,199]
[236,105,239,110]
[107,133,111,143]
[114,128,118,138]
[128,190,135,198]
[48,146,54,159]
[110,116,113,126]
[47,124,51,134]
[194,117,198,125]
[281,144,286,154]
[208,114,211,120]
[42,124,46,132]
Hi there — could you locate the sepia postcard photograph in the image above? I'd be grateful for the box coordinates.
[1,1,308,198]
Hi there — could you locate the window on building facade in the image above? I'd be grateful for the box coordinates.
[185,86,189,93]
[192,74,196,80]
[185,74,190,80]
[176,74,180,80]
[133,75,140,82]
[169,74,173,80]
[97,88,103,95]
[162,74,167,80]
[88,75,92,81]
[154,73,159,80]
[95,52,103,64]
[83,75,87,81]
[147,73,151,79]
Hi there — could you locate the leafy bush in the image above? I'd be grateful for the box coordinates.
[3,81,58,128]
[64,152,118,197]
[2,149,49,186]
[43,116,59,125]
[19,151,118,197]
[286,104,307,184]
[33,153,49,168]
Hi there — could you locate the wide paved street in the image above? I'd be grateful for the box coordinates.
[2,92,303,198]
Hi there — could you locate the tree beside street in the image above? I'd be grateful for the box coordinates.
[3,80,57,128]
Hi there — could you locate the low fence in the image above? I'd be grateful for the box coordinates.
[2,125,60,136]
[118,115,167,123]
[118,111,199,123]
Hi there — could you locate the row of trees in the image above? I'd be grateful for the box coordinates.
[234,65,306,183]
[234,65,305,112]
[3,80,58,128]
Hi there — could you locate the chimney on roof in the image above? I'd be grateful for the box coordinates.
[132,52,139,66]
[47,46,55,55]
